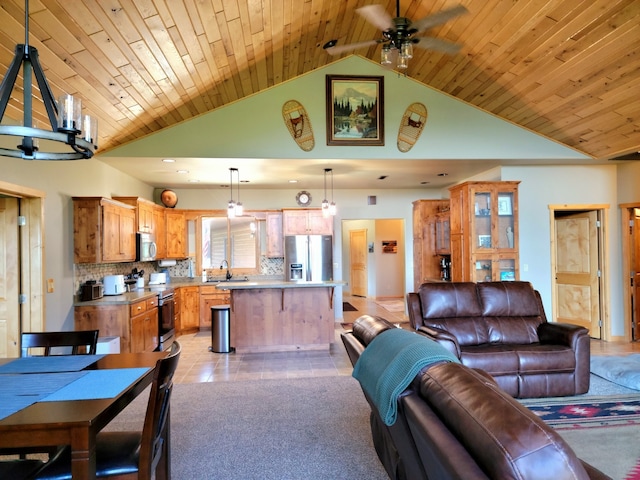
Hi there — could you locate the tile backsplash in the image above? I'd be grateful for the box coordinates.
[74,256,285,292]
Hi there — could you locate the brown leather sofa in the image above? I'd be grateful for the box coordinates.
[407,281,590,398]
[341,315,611,480]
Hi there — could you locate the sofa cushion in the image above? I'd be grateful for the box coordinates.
[460,344,576,375]
[418,282,482,319]
[477,282,541,317]
[420,363,590,480]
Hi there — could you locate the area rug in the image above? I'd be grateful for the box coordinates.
[105,376,388,479]
[374,299,405,312]
[523,394,640,479]
[343,302,358,312]
[591,354,640,391]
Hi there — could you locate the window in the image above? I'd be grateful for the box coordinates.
[201,216,259,272]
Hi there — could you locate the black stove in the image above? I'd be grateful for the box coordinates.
[150,287,175,351]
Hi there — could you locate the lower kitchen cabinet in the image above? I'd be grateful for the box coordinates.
[199,285,231,329]
[179,286,200,334]
[75,296,158,353]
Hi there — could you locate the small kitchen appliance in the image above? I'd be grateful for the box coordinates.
[80,280,103,301]
[103,274,126,295]
[149,272,167,284]
[136,232,157,262]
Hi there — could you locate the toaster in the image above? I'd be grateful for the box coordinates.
[80,281,103,301]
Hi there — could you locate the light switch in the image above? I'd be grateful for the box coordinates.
[47,278,54,293]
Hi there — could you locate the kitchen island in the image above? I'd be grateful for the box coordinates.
[216,280,342,353]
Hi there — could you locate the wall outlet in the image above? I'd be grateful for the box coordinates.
[47,278,54,293]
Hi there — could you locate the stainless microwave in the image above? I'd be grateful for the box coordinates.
[136,232,157,261]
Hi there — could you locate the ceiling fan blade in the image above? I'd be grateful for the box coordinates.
[325,39,382,55]
[414,37,463,55]
[410,5,468,33]
[356,4,395,32]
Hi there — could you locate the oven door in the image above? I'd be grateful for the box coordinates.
[159,296,175,333]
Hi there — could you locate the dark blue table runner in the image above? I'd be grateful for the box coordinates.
[0,355,105,374]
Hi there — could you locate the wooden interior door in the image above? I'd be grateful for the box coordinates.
[554,210,602,338]
[633,209,640,340]
[0,197,20,357]
[350,229,367,297]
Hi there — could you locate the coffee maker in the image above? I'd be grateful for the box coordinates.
[439,256,451,282]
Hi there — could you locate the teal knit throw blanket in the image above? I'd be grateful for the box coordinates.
[352,328,459,426]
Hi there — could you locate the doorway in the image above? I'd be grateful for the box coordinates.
[620,204,640,342]
[0,181,45,357]
[550,205,608,340]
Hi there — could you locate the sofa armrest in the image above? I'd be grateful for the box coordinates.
[406,292,423,330]
[538,322,588,349]
[417,326,461,359]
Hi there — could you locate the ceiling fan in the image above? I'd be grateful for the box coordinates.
[325,1,468,68]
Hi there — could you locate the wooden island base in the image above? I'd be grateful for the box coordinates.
[229,286,335,354]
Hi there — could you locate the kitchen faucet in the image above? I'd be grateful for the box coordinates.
[220,259,232,281]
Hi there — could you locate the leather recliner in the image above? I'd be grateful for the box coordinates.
[342,314,611,480]
[407,281,590,398]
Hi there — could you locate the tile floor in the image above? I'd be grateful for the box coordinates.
[172,294,640,384]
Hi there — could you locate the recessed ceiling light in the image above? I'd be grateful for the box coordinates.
[288,179,298,183]
[437,173,448,177]
[162,158,175,163]
[188,179,200,183]
[176,169,189,174]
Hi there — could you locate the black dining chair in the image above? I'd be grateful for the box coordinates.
[0,458,48,480]
[21,330,100,357]
[35,341,182,480]
[1,330,101,462]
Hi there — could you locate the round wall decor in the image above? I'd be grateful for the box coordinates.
[160,189,178,208]
[296,191,312,206]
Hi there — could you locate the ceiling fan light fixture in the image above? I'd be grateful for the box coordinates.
[400,41,413,59]
[397,55,409,69]
[381,45,393,65]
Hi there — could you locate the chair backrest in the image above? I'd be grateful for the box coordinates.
[138,341,182,479]
[21,330,100,357]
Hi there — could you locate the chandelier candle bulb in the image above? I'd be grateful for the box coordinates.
[82,115,98,146]
[58,94,81,132]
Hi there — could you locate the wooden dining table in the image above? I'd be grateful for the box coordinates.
[0,351,167,480]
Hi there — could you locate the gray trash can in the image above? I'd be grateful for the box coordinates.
[210,305,233,353]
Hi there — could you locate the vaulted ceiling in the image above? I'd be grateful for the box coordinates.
[1,0,639,187]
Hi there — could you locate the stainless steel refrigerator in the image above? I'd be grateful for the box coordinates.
[284,235,333,282]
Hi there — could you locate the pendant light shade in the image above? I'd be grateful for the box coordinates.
[227,167,244,217]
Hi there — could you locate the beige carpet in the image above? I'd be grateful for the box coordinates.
[374,299,405,312]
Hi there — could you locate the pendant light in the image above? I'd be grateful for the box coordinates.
[227,168,237,218]
[323,168,336,217]
[0,0,97,160]
[235,168,243,216]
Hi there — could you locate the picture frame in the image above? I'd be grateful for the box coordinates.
[478,235,492,248]
[382,240,397,253]
[326,75,384,146]
[498,195,512,215]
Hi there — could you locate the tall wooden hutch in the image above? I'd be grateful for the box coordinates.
[448,181,520,282]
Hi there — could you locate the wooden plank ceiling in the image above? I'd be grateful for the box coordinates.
[0,0,639,161]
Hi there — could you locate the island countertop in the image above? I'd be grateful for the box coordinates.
[214,280,345,290]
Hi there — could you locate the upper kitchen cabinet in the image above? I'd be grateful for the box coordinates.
[448,181,520,283]
[282,209,333,236]
[165,209,187,259]
[265,211,284,257]
[153,205,167,259]
[73,197,136,263]
[113,196,155,233]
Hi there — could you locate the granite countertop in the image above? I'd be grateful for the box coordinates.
[74,276,345,306]
[213,280,345,290]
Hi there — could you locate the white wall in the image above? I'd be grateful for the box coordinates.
[4,157,153,331]
[501,165,623,337]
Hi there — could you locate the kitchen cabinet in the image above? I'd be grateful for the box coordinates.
[153,205,167,259]
[282,209,333,235]
[113,196,156,234]
[73,197,136,264]
[412,200,450,289]
[199,285,231,329]
[178,286,200,334]
[74,295,158,353]
[165,209,187,259]
[265,211,284,257]
[449,181,520,282]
